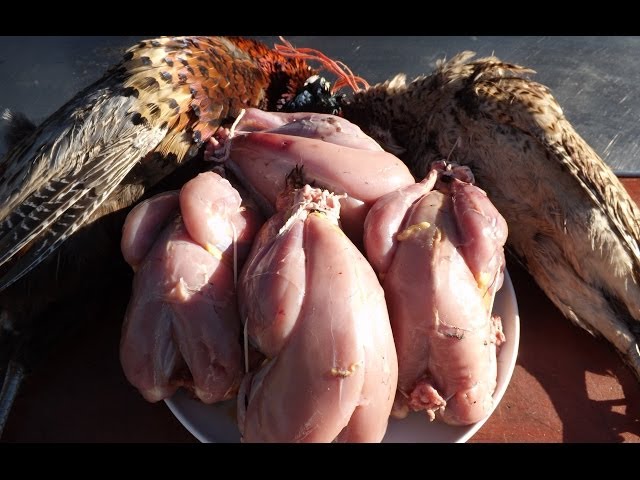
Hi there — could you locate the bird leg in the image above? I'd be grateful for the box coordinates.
[0,312,25,437]
[203,109,247,163]
[0,359,25,437]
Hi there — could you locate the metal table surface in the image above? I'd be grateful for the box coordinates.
[1,36,639,443]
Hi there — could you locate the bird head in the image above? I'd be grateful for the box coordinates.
[272,37,369,116]
[280,75,346,116]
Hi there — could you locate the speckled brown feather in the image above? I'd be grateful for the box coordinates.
[122,37,287,159]
[343,51,640,377]
[0,36,314,292]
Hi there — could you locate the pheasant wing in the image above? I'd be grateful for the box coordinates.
[0,36,274,291]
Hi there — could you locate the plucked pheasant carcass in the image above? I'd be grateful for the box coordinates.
[237,183,398,442]
[364,161,509,425]
[119,171,263,405]
[0,36,639,438]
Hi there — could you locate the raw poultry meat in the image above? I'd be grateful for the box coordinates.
[225,108,415,244]
[237,184,398,442]
[364,161,508,425]
[120,172,261,403]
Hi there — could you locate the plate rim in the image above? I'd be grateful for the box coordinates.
[165,269,520,443]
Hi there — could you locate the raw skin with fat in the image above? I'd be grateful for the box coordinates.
[237,185,398,442]
[224,108,415,243]
[364,162,508,426]
[120,172,262,404]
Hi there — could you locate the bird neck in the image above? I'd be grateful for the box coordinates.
[226,37,315,112]
[342,72,447,178]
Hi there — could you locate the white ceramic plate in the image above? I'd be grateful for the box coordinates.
[165,271,520,443]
